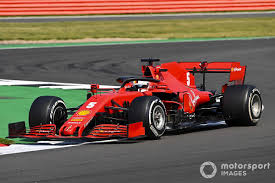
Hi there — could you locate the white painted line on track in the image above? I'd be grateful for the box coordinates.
[39,85,90,90]
[0,139,119,155]
[0,79,119,89]
[0,144,75,155]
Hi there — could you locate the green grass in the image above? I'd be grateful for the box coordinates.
[0,138,14,145]
[0,17,274,41]
[0,86,87,140]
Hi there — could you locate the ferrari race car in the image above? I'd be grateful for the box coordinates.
[8,59,264,140]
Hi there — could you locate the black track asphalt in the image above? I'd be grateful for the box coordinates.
[0,38,274,183]
[1,12,275,22]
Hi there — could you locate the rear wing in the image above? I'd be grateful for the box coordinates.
[141,60,247,91]
[179,62,246,84]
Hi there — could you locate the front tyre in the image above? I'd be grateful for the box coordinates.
[128,96,167,139]
[223,85,263,126]
[29,96,67,128]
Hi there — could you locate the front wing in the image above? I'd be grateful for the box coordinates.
[8,121,146,140]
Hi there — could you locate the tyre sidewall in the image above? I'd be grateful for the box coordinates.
[145,98,167,138]
[247,88,262,123]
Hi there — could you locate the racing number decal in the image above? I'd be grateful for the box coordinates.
[86,102,97,109]
[186,72,191,86]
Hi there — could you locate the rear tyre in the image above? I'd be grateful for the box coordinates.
[128,96,167,139]
[29,96,67,128]
[223,85,263,126]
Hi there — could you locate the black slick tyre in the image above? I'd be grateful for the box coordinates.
[128,96,167,139]
[223,85,263,126]
[29,96,67,128]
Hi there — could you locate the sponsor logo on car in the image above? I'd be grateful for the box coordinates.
[67,121,82,124]
[77,110,91,116]
[190,90,200,107]
[231,67,242,72]
[70,118,84,122]
[65,125,72,131]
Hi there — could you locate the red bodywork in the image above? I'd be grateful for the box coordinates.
[11,61,246,140]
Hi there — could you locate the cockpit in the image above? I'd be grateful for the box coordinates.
[117,76,160,92]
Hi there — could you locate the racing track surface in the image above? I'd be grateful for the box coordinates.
[0,39,275,182]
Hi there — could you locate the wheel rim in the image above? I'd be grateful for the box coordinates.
[53,106,65,123]
[152,105,165,130]
[251,94,261,118]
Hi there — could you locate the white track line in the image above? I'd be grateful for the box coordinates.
[39,85,91,90]
[0,139,119,155]
[0,79,119,89]
[40,85,119,90]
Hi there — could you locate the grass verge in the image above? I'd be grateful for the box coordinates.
[0,138,14,145]
[0,17,274,41]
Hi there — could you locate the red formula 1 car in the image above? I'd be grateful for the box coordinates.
[8,59,264,140]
